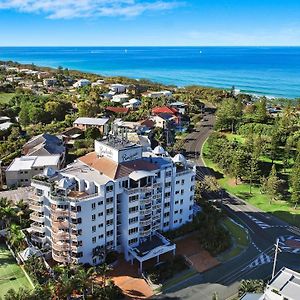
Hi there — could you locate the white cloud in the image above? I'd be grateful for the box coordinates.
[0,0,182,19]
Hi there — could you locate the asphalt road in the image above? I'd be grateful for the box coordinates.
[156,106,300,300]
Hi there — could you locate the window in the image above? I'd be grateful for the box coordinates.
[128,227,138,235]
[190,196,194,202]
[164,212,169,217]
[92,237,96,243]
[163,222,169,227]
[190,186,195,191]
[129,238,138,245]
[181,179,185,184]
[129,216,138,224]
[175,190,179,195]
[92,214,96,221]
[98,201,103,206]
[175,210,178,214]
[165,182,171,188]
[98,212,103,217]
[181,189,184,195]
[106,185,113,192]
[180,209,183,214]
[98,234,104,239]
[174,220,178,224]
[122,180,128,188]
[36,189,43,196]
[176,180,180,184]
[92,226,96,232]
[107,230,113,236]
[106,219,113,226]
[98,223,104,228]
[165,192,171,198]
[129,195,139,203]
[191,176,195,181]
[77,252,83,258]
[93,258,97,264]
[175,200,179,205]
[106,241,113,247]
[164,202,170,208]
[180,199,184,204]
[106,197,113,204]
[189,205,192,210]
[91,203,96,210]
[76,206,81,212]
[106,208,113,215]
[129,206,138,214]
[166,171,172,177]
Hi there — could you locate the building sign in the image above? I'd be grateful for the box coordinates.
[119,147,142,163]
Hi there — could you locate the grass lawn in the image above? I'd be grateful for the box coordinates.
[219,217,249,262]
[202,139,300,227]
[0,244,33,297]
[0,93,15,104]
[225,133,245,144]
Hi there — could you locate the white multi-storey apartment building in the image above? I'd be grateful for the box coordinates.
[29,135,196,271]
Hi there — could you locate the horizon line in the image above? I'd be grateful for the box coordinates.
[1,45,300,47]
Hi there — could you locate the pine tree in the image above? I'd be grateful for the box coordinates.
[290,155,300,209]
[266,164,281,204]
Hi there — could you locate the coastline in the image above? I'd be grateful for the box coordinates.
[0,58,298,101]
[1,46,300,99]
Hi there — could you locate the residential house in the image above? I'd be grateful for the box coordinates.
[123,98,141,109]
[105,106,129,115]
[22,133,66,166]
[6,155,61,188]
[73,79,91,88]
[111,94,130,104]
[43,78,58,87]
[73,117,109,133]
[109,84,127,94]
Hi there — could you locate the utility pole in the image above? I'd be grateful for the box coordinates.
[272,238,282,279]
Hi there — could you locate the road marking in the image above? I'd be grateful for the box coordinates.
[242,253,272,271]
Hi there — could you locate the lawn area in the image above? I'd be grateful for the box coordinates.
[219,217,249,262]
[225,133,245,144]
[202,139,300,227]
[0,93,15,104]
[0,244,33,297]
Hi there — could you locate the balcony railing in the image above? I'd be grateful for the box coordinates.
[29,204,44,213]
[31,223,45,233]
[30,212,44,223]
[51,208,69,218]
[140,208,152,215]
[52,220,69,231]
[31,235,46,244]
[52,242,70,252]
[139,228,152,238]
[176,169,192,177]
[52,252,69,263]
[52,231,69,240]
[140,218,152,226]
[140,198,152,205]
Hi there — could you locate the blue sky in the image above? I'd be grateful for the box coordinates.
[1,0,300,46]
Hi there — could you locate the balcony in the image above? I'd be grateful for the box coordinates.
[176,169,192,177]
[30,194,43,202]
[51,208,69,218]
[29,204,44,213]
[30,212,44,223]
[52,242,70,252]
[140,208,152,216]
[140,218,152,226]
[139,228,152,238]
[31,234,46,244]
[152,215,161,221]
[52,252,69,263]
[52,230,69,240]
[31,222,45,233]
[140,198,152,205]
[52,220,69,231]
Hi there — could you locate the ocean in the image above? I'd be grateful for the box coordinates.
[1,46,300,99]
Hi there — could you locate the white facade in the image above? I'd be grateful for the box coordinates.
[6,155,60,188]
[109,84,127,94]
[73,79,91,88]
[29,137,196,268]
[111,94,130,103]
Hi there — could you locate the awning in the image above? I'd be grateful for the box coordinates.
[129,170,156,181]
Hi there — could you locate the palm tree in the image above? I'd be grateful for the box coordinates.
[96,263,112,288]
[8,223,25,251]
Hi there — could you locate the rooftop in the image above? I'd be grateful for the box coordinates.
[7,155,61,171]
[267,267,300,300]
[73,117,109,126]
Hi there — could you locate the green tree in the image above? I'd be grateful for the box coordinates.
[238,279,265,296]
[290,155,300,209]
[85,127,102,140]
[78,100,100,117]
[265,164,282,204]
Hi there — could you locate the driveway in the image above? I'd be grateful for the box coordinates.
[110,257,154,299]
